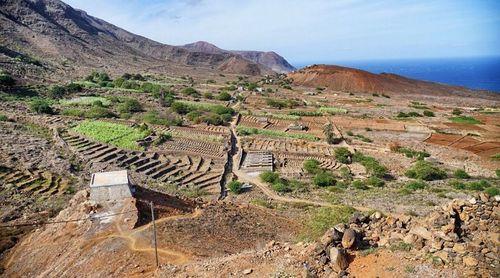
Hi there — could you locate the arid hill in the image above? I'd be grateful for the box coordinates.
[182,41,296,73]
[288,64,498,98]
[0,0,280,82]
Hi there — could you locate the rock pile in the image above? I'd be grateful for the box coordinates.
[307,193,499,276]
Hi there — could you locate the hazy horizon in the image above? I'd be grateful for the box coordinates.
[65,0,500,62]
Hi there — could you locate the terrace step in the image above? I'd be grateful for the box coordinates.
[118,155,141,167]
[98,149,126,163]
[82,145,109,156]
[149,164,177,179]
[88,147,118,160]
[17,177,42,190]
[161,167,186,182]
[130,157,151,168]
[136,160,161,173]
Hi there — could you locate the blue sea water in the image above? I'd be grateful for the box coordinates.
[293,56,500,93]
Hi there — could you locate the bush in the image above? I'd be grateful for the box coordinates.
[0,74,15,86]
[0,114,8,121]
[313,171,336,187]
[405,160,447,181]
[85,107,114,118]
[453,169,470,179]
[228,180,243,194]
[366,176,385,187]
[423,110,435,117]
[61,108,85,117]
[485,187,499,196]
[405,180,427,191]
[352,179,369,190]
[260,171,280,184]
[48,85,67,99]
[171,102,190,114]
[217,91,232,101]
[181,87,200,97]
[272,181,291,193]
[335,147,352,164]
[153,133,172,146]
[452,108,462,115]
[465,180,489,191]
[118,99,142,114]
[352,152,388,178]
[30,100,53,114]
[394,146,430,160]
[204,92,214,99]
[303,159,321,174]
[496,169,500,178]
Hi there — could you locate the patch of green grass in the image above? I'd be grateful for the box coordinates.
[300,206,355,241]
[255,112,300,120]
[60,96,111,107]
[405,180,428,191]
[0,114,8,121]
[352,151,388,178]
[485,187,499,196]
[237,125,319,141]
[405,160,447,181]
[71,120,150,150]
[449,116,482,124]
[390,241,412,252]
[318,106,347,114]
[360,247,378,257]
[453,169,470,179]
[393,146,430,160]
[250,198,275,209]
[491,154,500,161]
[180,187,209,198]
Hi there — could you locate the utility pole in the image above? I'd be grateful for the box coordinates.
[150,201,159,268]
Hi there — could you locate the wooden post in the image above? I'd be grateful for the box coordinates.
[150,201,159,268]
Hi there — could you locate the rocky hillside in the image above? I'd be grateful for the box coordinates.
[288,65,496,98]
[182,41,296,73]
[0,0,270,81]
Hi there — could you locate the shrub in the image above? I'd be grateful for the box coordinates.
[30,100,53,114]
[272,181,291,193]
[61,108,85,117]
[452,108,462,115]
[181,87,200,97]
[303,159,321,174]
[153,133,172,146]
[0,74,15,86]
[48,85,67,99]
[366,176,385,187]
[394,146,430,160]
[449,179,465,190]
[496,169,500,178]
[339,166,353,181]
[335,147,352,164]
[352,152,387,178]
[313,171,336,187]
[217,91,231,101]
[204,92,214,99]
[453,169,470,179]
[465,180,489,191]
[228,180,243,194]
[118,99,142,114]
[171,102,191,114]
[405,180,428,191]
[85,107,114,118]
[260,171,280,184]
[352,179,369,190]
[405,160,447,181]
[485,187,499,196]
[423,110,435,117]
[0,114,8,121]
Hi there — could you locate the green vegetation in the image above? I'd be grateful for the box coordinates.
[492,154,500,161]
[303,159,321,174]
[452,108,462,115]
[300,206,355,240]
[485,187,499,196]
[266,98,300,109]
[142,110,182,126]
[153,133,172,146]
[392,146,430,160]
[318,106,347,114]
[172,101,234,125]
[352,151,388,178]
[228,180,243,194]
[449,116,482,124]
[260,171,280,184]
[352,179,369,190]
[260,171,308,193]
[217,91,232,101]
[408,101,429,110]
[60,96,111,107]
[423,110,435,117]
[0,72,15,86]
[72,121,150,150]
[450,179,497,193]
[397,111,422,118]
[30,99,53,114]
[453,169,470,179]
[117,98,142,114]
[405,160,447,181]
[323,123,342,144]
[85,106,115,118]
[289,110,323,117]
[334,147,352,164]
[313,171,336,187]
[181,87,200,97]
[236,126,319,141]
[390,241,413,252]
[252,112,300,121]
[405,180,428,191]
[0,114,8,121]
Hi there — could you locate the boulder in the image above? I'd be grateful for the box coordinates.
[463,256,478,267]
[328,247,349,271]
[409,225,433,240]
[341,229,356,249]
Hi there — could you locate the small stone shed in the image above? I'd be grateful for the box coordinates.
[90,170,132,203]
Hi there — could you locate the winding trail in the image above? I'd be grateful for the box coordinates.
[229,118,370,211]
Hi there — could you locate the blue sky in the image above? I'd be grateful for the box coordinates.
[65,0,500,64]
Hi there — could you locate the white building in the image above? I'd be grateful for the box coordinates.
[90,170,133,203]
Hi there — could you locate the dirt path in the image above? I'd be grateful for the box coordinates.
[229,118,370,211]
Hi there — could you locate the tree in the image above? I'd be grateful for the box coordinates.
[171,102,191,114]
[405,160,447,181]
[228,180,243,194]
[48,85,66,99]
[118,99,142,114]
[217,91,232,101]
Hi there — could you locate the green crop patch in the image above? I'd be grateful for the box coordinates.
[60,96,111,107]
[236,125,319,141]
[72,121,150,150]
[449,116,482,125]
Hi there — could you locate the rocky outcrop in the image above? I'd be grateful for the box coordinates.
[308,193,499,277]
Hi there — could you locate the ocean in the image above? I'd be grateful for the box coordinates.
[293,56,500,93]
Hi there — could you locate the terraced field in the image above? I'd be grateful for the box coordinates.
[0,166,70,197]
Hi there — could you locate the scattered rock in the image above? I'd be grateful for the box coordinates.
[328,247,349,271]
[242,268,253,275]
[341,229,356,249]
[463,256,478,267]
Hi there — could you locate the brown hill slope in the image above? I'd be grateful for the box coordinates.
[182,41,296,73]
[0,0,268,81]
[288,64,497,98]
